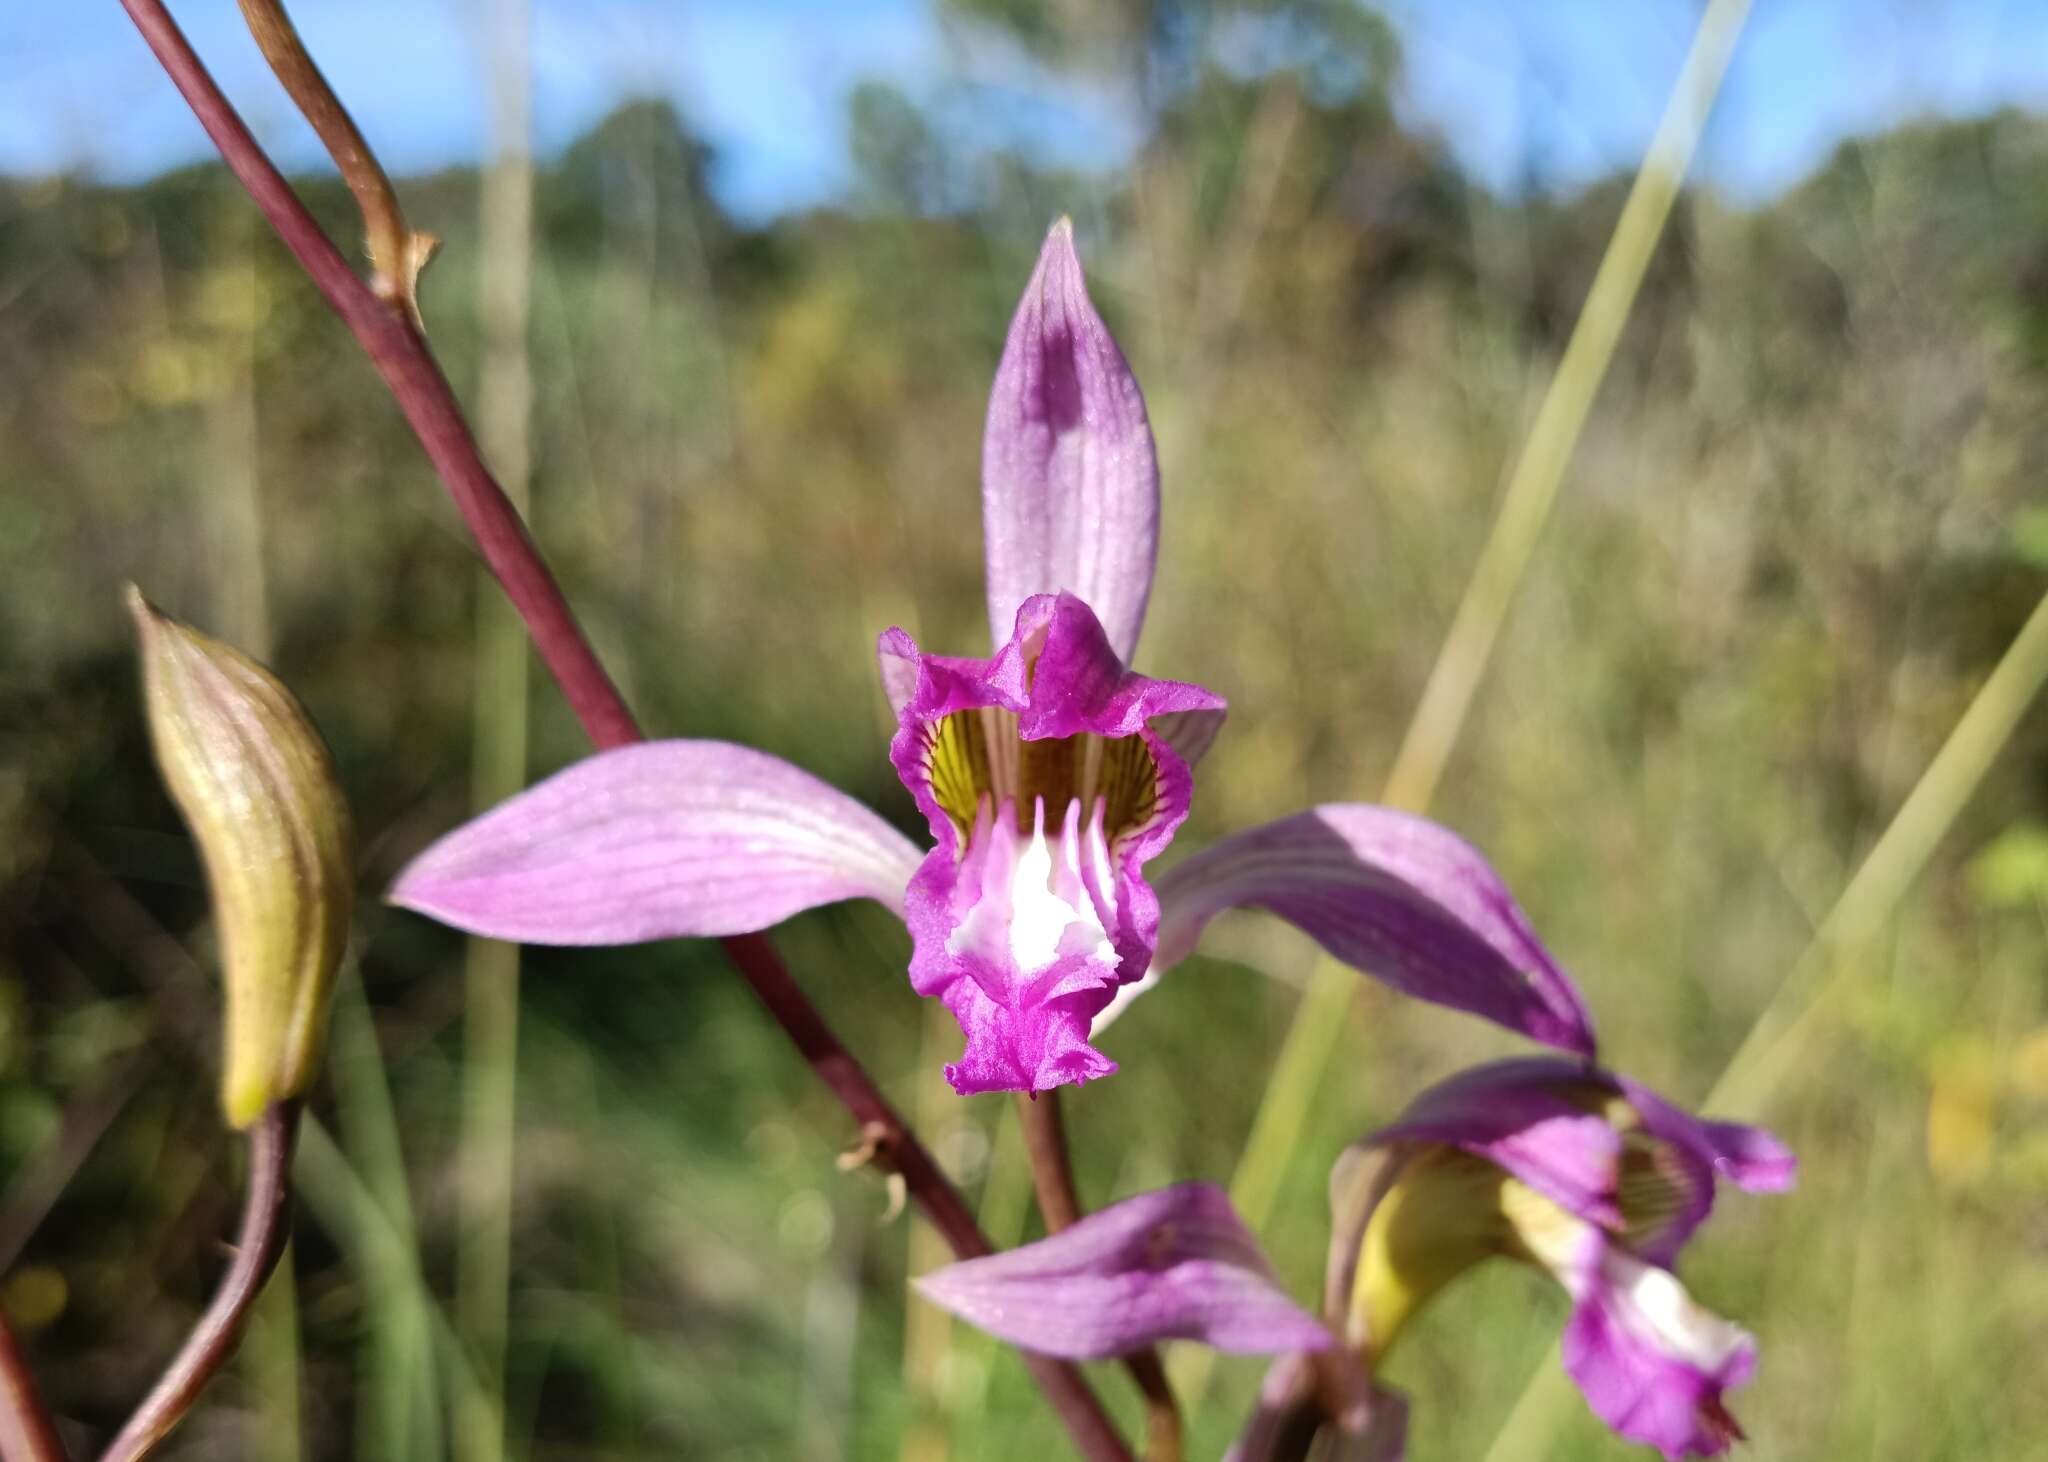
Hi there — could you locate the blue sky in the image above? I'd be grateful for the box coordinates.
[3,1,2045,220]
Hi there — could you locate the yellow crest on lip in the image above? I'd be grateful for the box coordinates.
[923,706,1160,840]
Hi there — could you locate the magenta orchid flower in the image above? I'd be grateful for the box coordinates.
[914,1182,1332,1360]
[1326,1058,1795,1460]
[390,219,1598,1094]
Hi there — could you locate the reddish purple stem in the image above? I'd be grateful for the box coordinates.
[0,1312,65,1462]
[112,2,1129,1456]
[99,1104,298,1462]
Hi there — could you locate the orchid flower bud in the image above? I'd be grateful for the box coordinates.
[129,587,353,1128]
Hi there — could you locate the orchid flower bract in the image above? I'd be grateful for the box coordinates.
[391,219,1598,1094]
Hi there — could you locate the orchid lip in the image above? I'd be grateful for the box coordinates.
[886,592,1223,1095]
[947,794,1119,988]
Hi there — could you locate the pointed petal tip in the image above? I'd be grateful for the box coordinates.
[1038,216,1079,272]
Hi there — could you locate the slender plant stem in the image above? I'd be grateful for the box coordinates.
[0,1311,64,1462]
[1014,1093,1082,1230]
[1706,583,2048,1120]
[1016,1093,1183,1460]
[901,1001,963,1456]
[115,2,1130,1454]
[99,1103,299,1462]
[115,0,637,751]
[233,0,421,307]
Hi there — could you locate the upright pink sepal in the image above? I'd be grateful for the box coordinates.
[982,219,1160,663]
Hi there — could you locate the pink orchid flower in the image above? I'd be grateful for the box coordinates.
[1329,1058,1795,1460]
[391,221,1598,1094]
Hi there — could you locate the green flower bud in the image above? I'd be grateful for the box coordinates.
[129,587,352,1127]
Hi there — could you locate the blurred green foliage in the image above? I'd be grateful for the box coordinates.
[2,17,2047,1460]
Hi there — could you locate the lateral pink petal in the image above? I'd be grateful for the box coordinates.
[1152,805,1598,1056]
[389,740,923,945]
[982,219,1160,662]
[914,1183,1332,1360]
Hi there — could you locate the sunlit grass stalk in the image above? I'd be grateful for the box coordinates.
[327,970,445,1458]
[293,1113,498,1430]
[1706,585,2048,1118]
[247,1241,303,1462]
[456,4,534,1458]
[1184,0,1757,1419]
[1477,583,2048,1460]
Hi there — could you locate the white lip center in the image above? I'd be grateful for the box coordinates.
[1596,1248,1752,1375]
[950,797,1118,980]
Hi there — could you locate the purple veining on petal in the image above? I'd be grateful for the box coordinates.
[1612,1073,1796,1263]
[914,1183,1332,1360]
[1619,1074,1799,1196]
[982,219,1161,664]
[933,797,1123,1091]
[881,592,1225,1093]
[1151,805,1599,1057]
[877,627,921,717]
[388,739,923,945]
[1150,706,1229,769]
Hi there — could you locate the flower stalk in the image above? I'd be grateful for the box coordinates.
[233,0,434,314]
[0,1312,64,1462]
[113,4,1130,1453]
[1016,1092,1183,1460]
[98,1102,300,1462]
[114,0,638,752]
